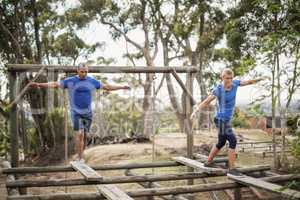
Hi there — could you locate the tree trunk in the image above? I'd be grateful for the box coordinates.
[30,0,42,63]
[160,36,185,131]
[276,54,288,170]
[271,55,279,169]
[142,73,154,138]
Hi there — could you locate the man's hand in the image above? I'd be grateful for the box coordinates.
[122,85,131,90]
[28,81,40,88]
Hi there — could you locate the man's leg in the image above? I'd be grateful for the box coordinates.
[81,117,93,157]
[75,130,85,160]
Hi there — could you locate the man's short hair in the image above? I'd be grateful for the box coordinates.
[77,63,88,70]
[221,68,234,77]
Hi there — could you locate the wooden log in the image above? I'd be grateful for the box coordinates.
[228,174,300,199]
[172,156,226,174]
[7,174,300,200]
[70,161,102,181]
[0,159,19,196]
[6,64,199,73]
[2,161,181,175]
[201,178,221,200]
[125,170,189,200]
[98,185,134,200]
[6,165,271,188]
[171,69,196,105]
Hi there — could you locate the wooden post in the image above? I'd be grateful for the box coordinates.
[9,71,18,167]
[185,72,194,199]
[186,72,193,159]
[233,188,241,200]
[171,69,196,105]
[1,159,19,196]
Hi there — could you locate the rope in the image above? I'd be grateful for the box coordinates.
[151,74,157,174]
[63,86,68,193]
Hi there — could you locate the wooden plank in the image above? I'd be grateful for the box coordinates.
[70,161,102,181]
[6,64,199,73]
[228,174,300,199]
[98,185,134,200]
[172,156,226,174]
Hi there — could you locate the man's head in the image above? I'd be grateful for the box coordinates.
[77,63,88,79]
[221,68,234,87]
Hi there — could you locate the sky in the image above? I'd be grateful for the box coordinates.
[74,17,271,108]
[17,0,299,114]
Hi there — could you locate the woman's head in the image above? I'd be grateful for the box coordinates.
[221,68,234,87]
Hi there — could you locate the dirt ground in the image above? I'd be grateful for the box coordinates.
[1,129,284,200]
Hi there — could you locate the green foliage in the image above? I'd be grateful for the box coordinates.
[0,122,9,158]
[286,115,300,159]
[291,131,300,159]
[101,93,143,137]
[26,128,40,155]
[286,115,299,135]
[232,107,250,128]
[43,108,73,147]
[246,104,265,116]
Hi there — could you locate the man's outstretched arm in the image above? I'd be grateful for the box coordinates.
[190,94,216,119]
[29,81,60,88]
[240,76,269,86]
[102,84,130,91]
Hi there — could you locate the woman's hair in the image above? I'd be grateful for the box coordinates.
[221,68,234,77]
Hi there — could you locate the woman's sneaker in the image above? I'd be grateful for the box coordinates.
[203,161,214,167]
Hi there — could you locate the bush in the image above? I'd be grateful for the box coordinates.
[43,107,73,147]
[232,107,250,128]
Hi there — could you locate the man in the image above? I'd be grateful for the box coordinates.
[30,63,130,163]
[191,68,267,175]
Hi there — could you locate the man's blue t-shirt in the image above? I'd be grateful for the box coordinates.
[60,76,102,115]
[212,80,240,121]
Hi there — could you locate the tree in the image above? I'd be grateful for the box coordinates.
[0,0,102,156]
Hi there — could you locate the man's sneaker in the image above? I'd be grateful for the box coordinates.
[71,158,85,164]
[227,168,243,176]
[203,161,214,168]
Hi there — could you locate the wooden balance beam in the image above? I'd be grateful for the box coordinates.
[228,174,300,200]
[70,161,102,181]
[98,185,134,200]
[172,156,226,174]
